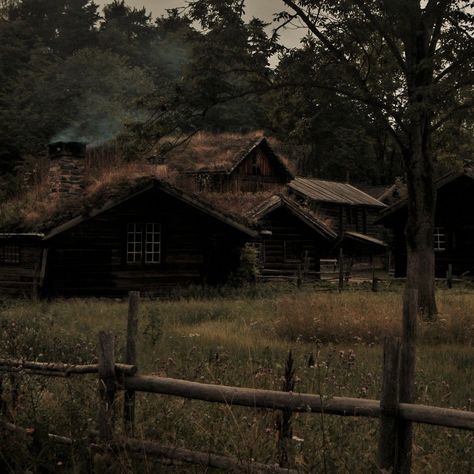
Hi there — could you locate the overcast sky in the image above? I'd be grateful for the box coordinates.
[97,0,304,48]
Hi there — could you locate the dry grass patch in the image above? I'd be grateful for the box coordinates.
[273,291,474,344]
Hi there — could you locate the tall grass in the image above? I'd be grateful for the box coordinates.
[0,289,473,473]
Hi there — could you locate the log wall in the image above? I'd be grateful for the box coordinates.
[257,207,331,279]
[44,188,247,296]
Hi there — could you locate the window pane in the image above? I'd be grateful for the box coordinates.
[126,223,143,264]
[145,222,161,263]
[0,244,20,264]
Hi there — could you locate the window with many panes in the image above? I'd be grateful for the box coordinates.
[126,223,161,264]
[0,244,20,264]
[433,227,446,251]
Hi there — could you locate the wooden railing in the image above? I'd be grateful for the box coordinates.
[1,291,473,473]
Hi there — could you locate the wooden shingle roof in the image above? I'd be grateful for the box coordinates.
[288,177,387,208]
[248,195,337,239]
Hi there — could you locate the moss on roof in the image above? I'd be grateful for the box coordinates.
[0,132,294,233]
[151,131,294,174]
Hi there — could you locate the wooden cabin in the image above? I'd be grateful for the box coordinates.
[287,177,388,265]
[170,136,294,193]
[377,166,474,278]
[248,195,337,280]
[0,179,259,297]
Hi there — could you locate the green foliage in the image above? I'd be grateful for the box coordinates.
[228,243,260,286]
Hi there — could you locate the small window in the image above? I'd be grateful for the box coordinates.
[0,244,20,264]
[126,223,162,265]
[434,227,446,251]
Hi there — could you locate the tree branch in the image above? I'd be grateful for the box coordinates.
[435,47,474,83]
[352,0,406,71]
[281,0,408,142]
[432,99,474,130]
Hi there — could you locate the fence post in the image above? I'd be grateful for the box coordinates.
[338,248,344,292]
[378,336,401,471]
[0,375,5,415]
[9,374,19,413]
[124,291,140,436]
[446,264,453,289]
[396,288,418,473]
[297,264,302,289]
[277,350,295,468]
[97,331,116,441]
[372,260,378,292]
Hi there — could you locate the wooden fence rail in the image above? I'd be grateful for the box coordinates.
[122,375,474,431]
[0,358,136,376]
[1,291,473,473]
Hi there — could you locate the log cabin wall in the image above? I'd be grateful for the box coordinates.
[256,207,332,280]
[0,236,43,297]
[382,174,474,278]
[228,148,290,192]
[432,175,474,277]
[44,187,248,297]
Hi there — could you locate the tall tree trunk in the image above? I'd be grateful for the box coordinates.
[403,121,438,320]
[402,8,438,320]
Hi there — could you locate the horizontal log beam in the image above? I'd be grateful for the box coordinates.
[124,375,474,431]
[125,375,380,416]
[0,359,137,376]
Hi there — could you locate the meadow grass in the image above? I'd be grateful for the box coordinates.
[0,288,473,473]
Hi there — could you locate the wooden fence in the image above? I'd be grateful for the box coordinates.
[1,291,473,473]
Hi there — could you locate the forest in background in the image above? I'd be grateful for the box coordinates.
[0,0,472,201]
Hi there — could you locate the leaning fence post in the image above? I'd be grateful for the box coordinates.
[338,248,344,292]
[396,288,418,474]
[124,291,140,436]
[97,331,116,441]
[378,336,401,471]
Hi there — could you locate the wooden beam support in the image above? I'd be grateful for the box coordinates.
[97,331,116,441]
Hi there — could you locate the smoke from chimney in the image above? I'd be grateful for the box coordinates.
[48,141,87,201]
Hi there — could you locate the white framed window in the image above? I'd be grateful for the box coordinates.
[434,227,446,251]
[126,223,161,264]
[0,244,20,264]
[127,223,143,264]
[145,223,161,264]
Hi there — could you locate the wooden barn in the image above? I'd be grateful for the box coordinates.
[377,166,474,278]
[163,134,294,193]
[287,177,388,263]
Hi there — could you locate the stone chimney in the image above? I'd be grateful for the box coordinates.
[48,141,86,200]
